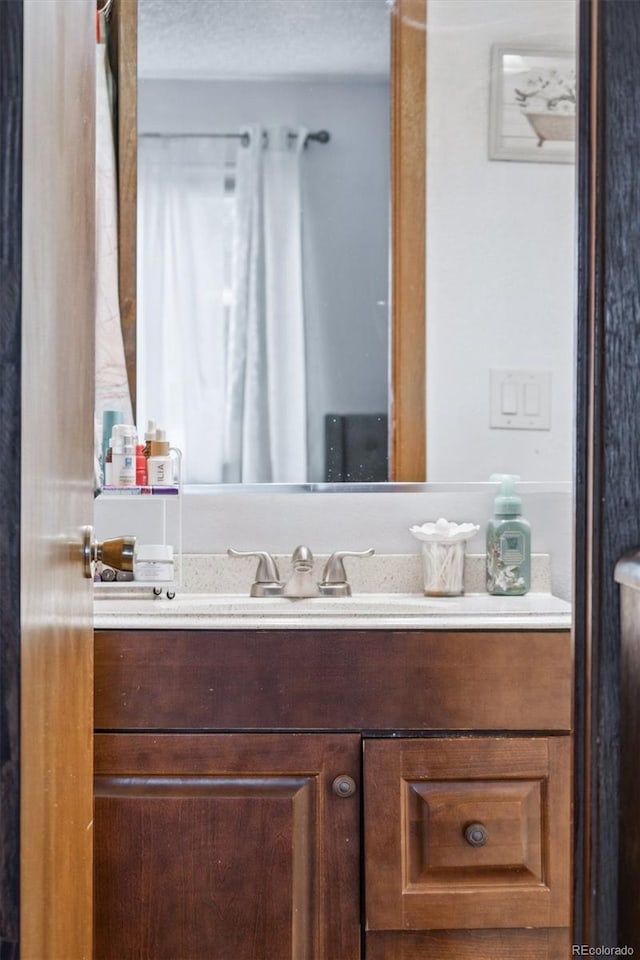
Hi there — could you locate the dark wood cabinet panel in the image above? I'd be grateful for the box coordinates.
[365,928,571,960]
[94,733,360,960]
[94,629,572,732]
[364,737,571,933]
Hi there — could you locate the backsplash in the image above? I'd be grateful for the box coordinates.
[177,552,551,595]
[94,481,572,600]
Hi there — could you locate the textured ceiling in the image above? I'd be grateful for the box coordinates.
[138,0,391,80]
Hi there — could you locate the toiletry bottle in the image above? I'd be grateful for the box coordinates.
[143,419,156,460]
[109,425,125,486]
[104,441,113,486]
[111,424,137,487]
[101,410,123,485]
[135,444,147,486]
[147,429,173,486]
[486,474,531,596]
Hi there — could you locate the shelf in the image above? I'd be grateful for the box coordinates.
[94,581,178,597]
[99,485,180,498]
[95,480,183,593]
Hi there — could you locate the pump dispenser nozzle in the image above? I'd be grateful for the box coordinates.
[150,428,170,457]
[490,474,522,516]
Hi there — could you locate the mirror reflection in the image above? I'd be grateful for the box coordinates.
[137,0,391,483]
[135,0,576,487]
[425,0,575,483]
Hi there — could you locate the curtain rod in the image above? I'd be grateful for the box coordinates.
[139,130,331,148]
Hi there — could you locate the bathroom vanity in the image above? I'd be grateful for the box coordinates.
[93,594,572,960]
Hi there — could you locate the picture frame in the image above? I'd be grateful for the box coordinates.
[489,45,576,164]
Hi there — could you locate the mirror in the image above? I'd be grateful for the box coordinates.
[137,0,394,484]
[112,0,425,485]
[113,0,575,487]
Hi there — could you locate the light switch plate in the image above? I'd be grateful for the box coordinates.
[490,370,552,430]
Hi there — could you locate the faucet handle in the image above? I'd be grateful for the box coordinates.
[227,549,283,597]
[320,548,375,596]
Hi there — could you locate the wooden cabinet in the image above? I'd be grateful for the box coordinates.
[94,733,360,960]
[94,628,572,959]
[364,737,571,959]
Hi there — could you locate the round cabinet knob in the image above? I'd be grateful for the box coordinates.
[464,822,489,847]
[332,775,357,798]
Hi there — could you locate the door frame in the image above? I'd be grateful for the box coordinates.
[1,0,637,951]
[0,1,23,950]
[574,0,640,946]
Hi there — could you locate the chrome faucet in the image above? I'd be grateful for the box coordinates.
[283,545,320,598]
[228,545,375,599]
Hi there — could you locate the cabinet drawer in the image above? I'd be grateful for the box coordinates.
[364,736,571,931]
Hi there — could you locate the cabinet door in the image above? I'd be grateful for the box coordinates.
[94,733,360,960]
[364,736,571,932]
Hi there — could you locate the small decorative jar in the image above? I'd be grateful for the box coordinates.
[409,519,480,597]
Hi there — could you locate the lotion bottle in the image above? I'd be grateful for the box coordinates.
[486,474,531,596]
[110,424,136,487]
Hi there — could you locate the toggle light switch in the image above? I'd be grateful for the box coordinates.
[523,382,540,416]
[501,381,518,415]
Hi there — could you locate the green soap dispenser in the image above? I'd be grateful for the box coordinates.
[486,474,531,596]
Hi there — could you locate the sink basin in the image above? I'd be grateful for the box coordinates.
[94,589,572,627]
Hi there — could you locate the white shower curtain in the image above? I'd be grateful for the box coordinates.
[225,125,309,483]
[138,126,308,483]
[138,136,234,481]
[95,42,133,429]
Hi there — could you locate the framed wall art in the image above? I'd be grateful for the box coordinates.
[489,46,576,163]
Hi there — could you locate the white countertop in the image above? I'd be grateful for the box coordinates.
[94,590,571,631]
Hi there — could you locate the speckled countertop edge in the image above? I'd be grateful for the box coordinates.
[94,614,571,631]
[94,591,571,632]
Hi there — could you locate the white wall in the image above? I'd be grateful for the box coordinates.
[426,0,576,481]
[139,77,389,482]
